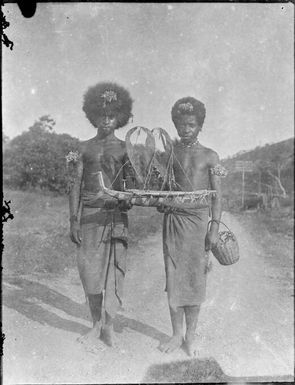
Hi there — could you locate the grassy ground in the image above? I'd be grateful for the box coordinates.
[255,206,294,238]
[230,205,294,294]
[3,189,162,275]
[3,189,293,277]
[236,205,294,239]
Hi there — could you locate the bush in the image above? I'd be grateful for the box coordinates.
[3,116,80,194]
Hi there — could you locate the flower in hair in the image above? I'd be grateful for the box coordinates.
[101,90,117,107]
[178,102,194,112]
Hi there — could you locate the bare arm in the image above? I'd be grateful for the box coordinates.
[68,154,83,244]
[69,160,83,218]
[205,152,222,250]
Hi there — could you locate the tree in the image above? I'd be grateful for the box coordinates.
[266,153,292,197]
[255,152,292,197]
[3,116,80,193]
[2,133,10,144]
[31,115,56,132]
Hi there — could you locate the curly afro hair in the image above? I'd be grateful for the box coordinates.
[82,82,133,129]
[171,97,206,128]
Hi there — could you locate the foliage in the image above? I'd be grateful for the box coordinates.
[2,133,10,144]
[3,116,80,193]
[221,138,294,209]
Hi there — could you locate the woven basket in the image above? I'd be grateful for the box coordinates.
[208,220,240,266]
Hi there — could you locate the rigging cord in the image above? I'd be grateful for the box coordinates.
[143,151,157,190]
[106,127,210,205]
[91,159,131,191]
[109,159,130,189]
[160,150,174,190]
[172,151,195,191]
[135,127,154,188]
[109,126,154,191]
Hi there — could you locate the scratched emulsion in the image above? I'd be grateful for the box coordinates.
[1,1,37,50]
[1,333,5,357]
[15,1,37,18]
[1,3,293,384]
[2,200,14,223]
[1,10,14,50]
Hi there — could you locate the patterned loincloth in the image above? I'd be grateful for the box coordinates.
[77,204,128,318]
[162,207,209,310]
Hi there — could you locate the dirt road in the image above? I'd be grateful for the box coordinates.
[2,212,294,383]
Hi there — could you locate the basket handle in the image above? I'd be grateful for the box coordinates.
[207,219,232,233]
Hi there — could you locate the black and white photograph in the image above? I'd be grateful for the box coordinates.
[2,2,294,384]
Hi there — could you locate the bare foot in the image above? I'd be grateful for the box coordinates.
[77,323,105,353]
[159,335,184,353]
[184,334,197,357]
[100,326,114,347]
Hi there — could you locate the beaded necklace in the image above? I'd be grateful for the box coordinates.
[180,137,199,148]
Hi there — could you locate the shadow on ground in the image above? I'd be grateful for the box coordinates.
[3,276,168,345]
[142,357,294,383]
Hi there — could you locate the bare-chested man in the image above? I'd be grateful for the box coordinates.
[68,82,133,351]
[158,97,223,356]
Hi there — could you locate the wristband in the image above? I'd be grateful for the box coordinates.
[207,219,220,231]
[210,219,220,226]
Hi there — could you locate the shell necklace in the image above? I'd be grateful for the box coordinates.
[180,137,199,148]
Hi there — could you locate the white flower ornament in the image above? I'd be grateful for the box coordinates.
[178,102,194,112]
[101,90,117,108]
[66,151,81,164]
[210,164,228,177]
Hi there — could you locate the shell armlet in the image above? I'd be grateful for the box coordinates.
[210,164,228,177]
[66,151,81,164]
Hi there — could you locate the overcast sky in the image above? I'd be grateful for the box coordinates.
[2,3,294,158]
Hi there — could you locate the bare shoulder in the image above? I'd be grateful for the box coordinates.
[79,137,101,154]
[115,136,126,148]
[79,139,89,152]
[112,135,126,146]
[81,137,96,148]
[107,135,127,153]
[198,144,220,166]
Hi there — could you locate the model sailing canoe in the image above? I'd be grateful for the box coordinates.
[88,171,217,208]
[82,126,217,209]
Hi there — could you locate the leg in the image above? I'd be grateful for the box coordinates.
[76,216,113,351]
[100,310,114,347]
[78,269,88,304]
[77,293,104,350]
[159,305,184,353]
[88,293,103,326]
[101,236,127,348]
[184,305,201,356]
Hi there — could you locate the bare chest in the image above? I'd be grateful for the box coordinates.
[173,147,210,190]
[82,140,125,190]
[83,140,124,168]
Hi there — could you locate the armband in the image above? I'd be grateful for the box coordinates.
[66,151,82,194]
[66,151,81,164]
[210,164,228,177]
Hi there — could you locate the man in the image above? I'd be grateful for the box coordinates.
[158,97,224,356]
[68,81,133,350]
